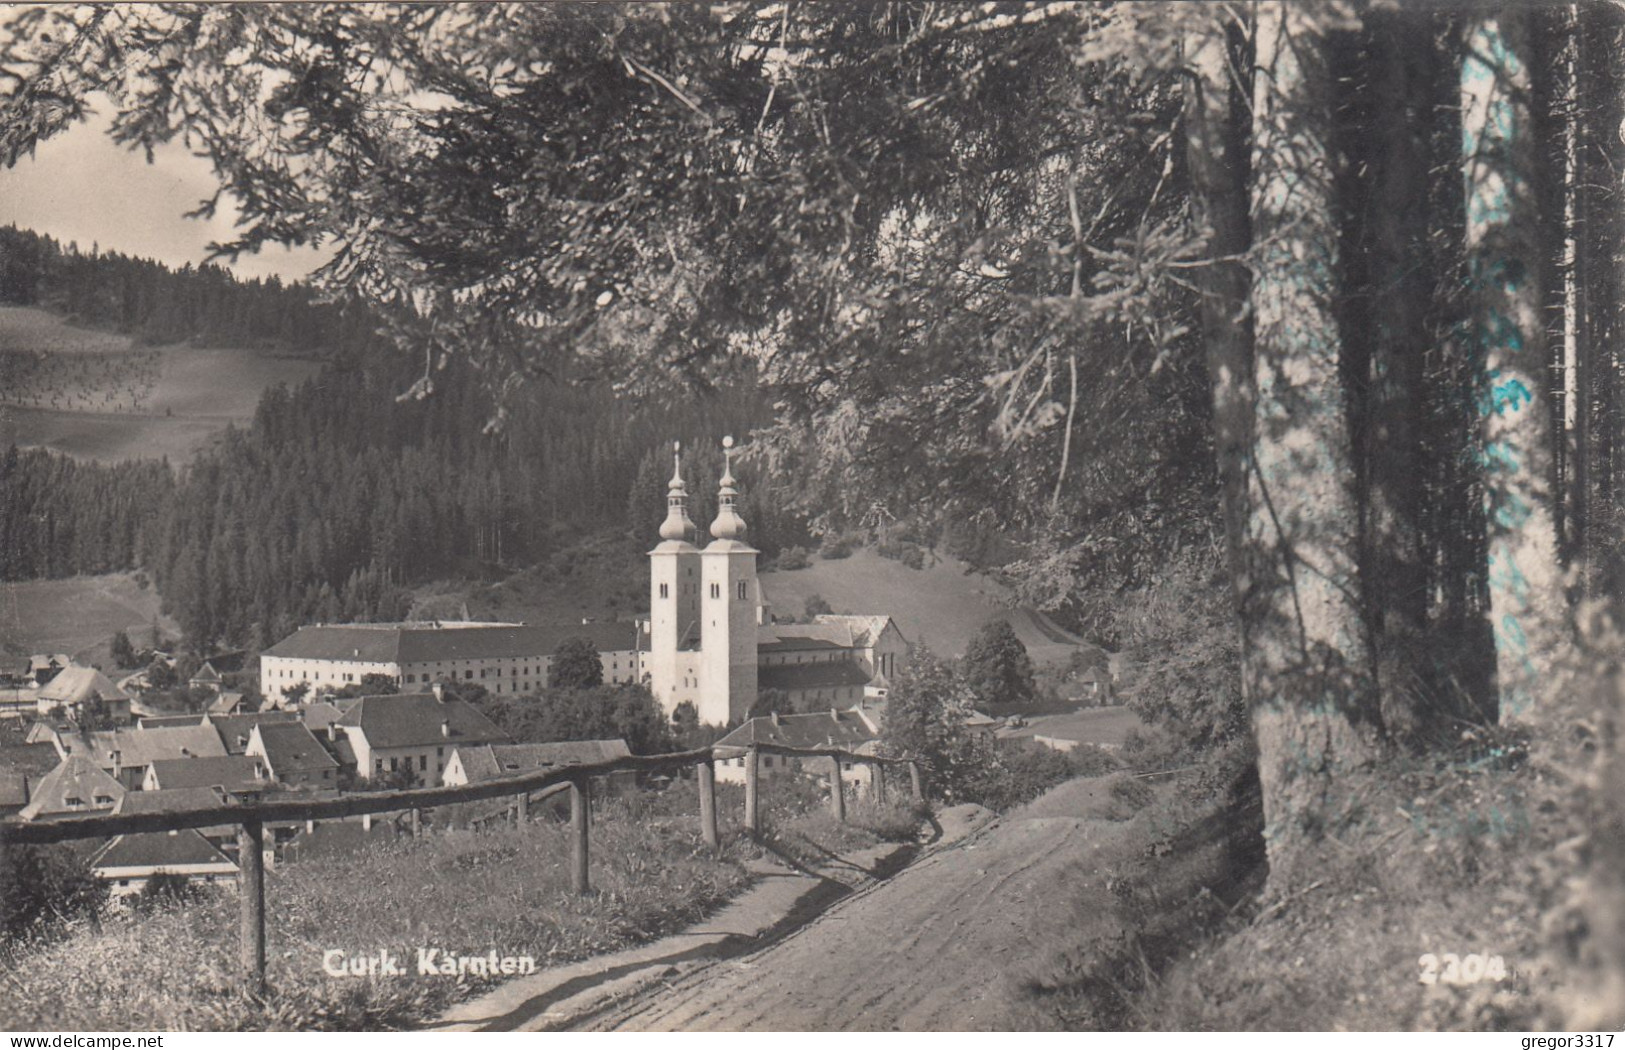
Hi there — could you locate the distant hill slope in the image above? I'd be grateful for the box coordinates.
[0,305,318,464]
[760,548,1088,663]
[0,571,179,664]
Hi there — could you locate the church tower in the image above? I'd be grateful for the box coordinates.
[698,436,761,726]
[647,442,703,717]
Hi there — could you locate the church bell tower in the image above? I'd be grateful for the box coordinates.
[698,436,760,726]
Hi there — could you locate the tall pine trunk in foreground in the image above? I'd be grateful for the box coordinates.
[1182,12,1258,702]
[1247,3,1377,878]
[1576,1,1625,604]
[1360,7,1435,741]
[1460,8,1567,722]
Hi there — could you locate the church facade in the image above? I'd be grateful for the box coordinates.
[645,439,909,726]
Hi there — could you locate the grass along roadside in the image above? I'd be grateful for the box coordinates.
[1,777,924,1031]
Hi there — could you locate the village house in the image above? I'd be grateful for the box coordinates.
[712,708,883,794]
[258,620,645,701]
[16,754,126,820]
[34,666,133,724]
[209,709,301,753]
[0,741,65,819]
[443,740,636,796]
[52,723,228,789]
[141,754,269,793]
[207,690,247,716]
[245,722,341,788]
[335,689,509,787]
[24,653,71,686]
[90,829,238,899]
[188,661,224,694]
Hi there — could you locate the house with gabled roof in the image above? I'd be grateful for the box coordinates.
[17,754,126,821]
[336,690,508,787]
[0,742,65,819]
[90,829,238,898]
[245,722,340,788]
[712,707,882,792]
[188,661,224,694]
[208,691,248,716]
[142,754,269,793]
[35,666,132,724]
[209,709,301,754]
[55,723,228,789]
[443,740,634,795]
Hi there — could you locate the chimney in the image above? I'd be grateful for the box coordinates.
[441,719,451,738]
[769,711,780,727]
[432,682,444,703]
[327,724,338,742]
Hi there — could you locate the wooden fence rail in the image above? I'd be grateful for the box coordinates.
[0,742,922,994]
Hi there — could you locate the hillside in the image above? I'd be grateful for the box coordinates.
[434,541,1093,665]
[0,305,318,464]
[760,548,1088,663]
[0,570,178,663]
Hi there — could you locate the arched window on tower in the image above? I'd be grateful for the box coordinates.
[737,580,747,600]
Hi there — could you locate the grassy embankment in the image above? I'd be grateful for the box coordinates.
[1,777,923,1030]
[1011,655,1622,1031]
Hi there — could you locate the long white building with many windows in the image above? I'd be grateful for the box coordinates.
[259,621,644,703]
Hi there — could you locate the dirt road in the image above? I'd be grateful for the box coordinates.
[581,780,1137,1031]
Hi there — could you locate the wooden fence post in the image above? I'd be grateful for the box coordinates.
[829,754,846,822]
[517,790,529,824]
[238,819,266,995]
[570,778,590,895]
[909,760,923,802]
[697,759,719,851]
[743,747,760,835]
[409,807,421,837]
[871,761,887,804]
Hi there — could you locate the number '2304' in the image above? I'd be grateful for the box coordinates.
[1418,952,1508,985]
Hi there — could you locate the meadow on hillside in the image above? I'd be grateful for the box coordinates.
[0,306,318,464]
[0,571,177,663]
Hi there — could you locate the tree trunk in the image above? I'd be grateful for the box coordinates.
[1360,7,1435,742]
[1576,1,1625,605]
[1247,2,1379,881]
[1182,10,1258,695]
[1460,7,1568,723]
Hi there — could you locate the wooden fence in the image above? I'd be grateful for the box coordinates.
[0,743,922,993]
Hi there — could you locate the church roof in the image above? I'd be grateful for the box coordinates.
[263,622,642,664]
[813,614,902,648]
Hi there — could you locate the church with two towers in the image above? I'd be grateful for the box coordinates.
[645,438,910,727]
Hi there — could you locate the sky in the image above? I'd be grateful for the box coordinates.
[0,100,329,284]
